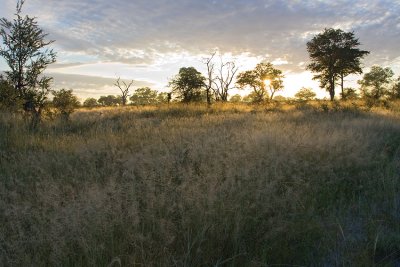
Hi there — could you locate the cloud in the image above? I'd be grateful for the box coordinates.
[49,72,154,100]
[11,0,396,67]
[1,0,399,98]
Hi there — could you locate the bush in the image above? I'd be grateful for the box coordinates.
[295,87,316,102]
[0,76,20,111]
[52,89,80,120]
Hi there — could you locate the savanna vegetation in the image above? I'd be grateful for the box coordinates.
[1,1,400,266]
[1,102,400,266]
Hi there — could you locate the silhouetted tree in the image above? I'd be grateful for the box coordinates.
[236,62,284,102]
[215,58,238,102]
[0,0,56,125]
[204,52,239,102]
[295,87,316,101]
[114,77,133,105]
[169,67,205,103]
[203,52,217,105]
[307,28,369,101]
[52,89,80,121]
[83,98,98,108]
[130,87,158,105]
[358,66,394,100]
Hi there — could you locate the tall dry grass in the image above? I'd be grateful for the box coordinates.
[0,102,399,266]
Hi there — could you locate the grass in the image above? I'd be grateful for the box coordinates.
[0,102,400,266]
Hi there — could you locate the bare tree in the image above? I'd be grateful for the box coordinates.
[114,77,133,106]
[215,58,238,101]
[202,52,238,103]
[203,52,217,105]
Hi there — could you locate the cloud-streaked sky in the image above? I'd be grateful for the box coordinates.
[1,0,400,100]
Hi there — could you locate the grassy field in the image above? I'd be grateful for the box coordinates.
[1,102,400,266]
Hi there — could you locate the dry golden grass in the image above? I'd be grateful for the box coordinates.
[0,102,399,266]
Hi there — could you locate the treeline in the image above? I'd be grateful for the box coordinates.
[82,63,400,107]
[82,88,170,108]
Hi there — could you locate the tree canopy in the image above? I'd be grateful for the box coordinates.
[169,67,205,103]
[130,87,158,105]
[358,66,394,99]
[98,95,122,106]
[295,87,316,101]
[52,89,80,120]
[307,28,369,101]
[236,62,284,102]
[0,0,56,120]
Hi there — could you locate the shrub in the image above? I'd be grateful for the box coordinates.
[52,89,80,120]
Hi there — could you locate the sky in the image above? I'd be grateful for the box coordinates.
[0,0,400,100]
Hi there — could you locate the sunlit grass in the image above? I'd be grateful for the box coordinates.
[0,102,399,266]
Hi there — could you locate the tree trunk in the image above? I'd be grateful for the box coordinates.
[329,77,335,101]
[340,73,345,100]
[206,88,211,106]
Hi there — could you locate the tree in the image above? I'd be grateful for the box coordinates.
[169,67,205,103]
[203,52,238,104]
[236,62,284,102]
[114,77,133,105]
[83,98,98,108]
[307,28,369,101]
[52,89,80,120]
[229,94,242,103]
[130,87,158,105]
[203,52,216,105]
[215,59,238,102]
[358,66,394,99]
[98,95,121,106]
[294,87,316,101]
[0,0,56,123]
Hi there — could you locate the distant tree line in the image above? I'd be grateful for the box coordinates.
[82,87,169,108]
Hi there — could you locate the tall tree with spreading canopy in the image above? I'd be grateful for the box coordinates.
[169,67,205,103]
[236,62,284,102]
[0,0,56,123]
[307,28,369,101]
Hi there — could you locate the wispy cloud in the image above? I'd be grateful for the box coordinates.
[15,0,398,64]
